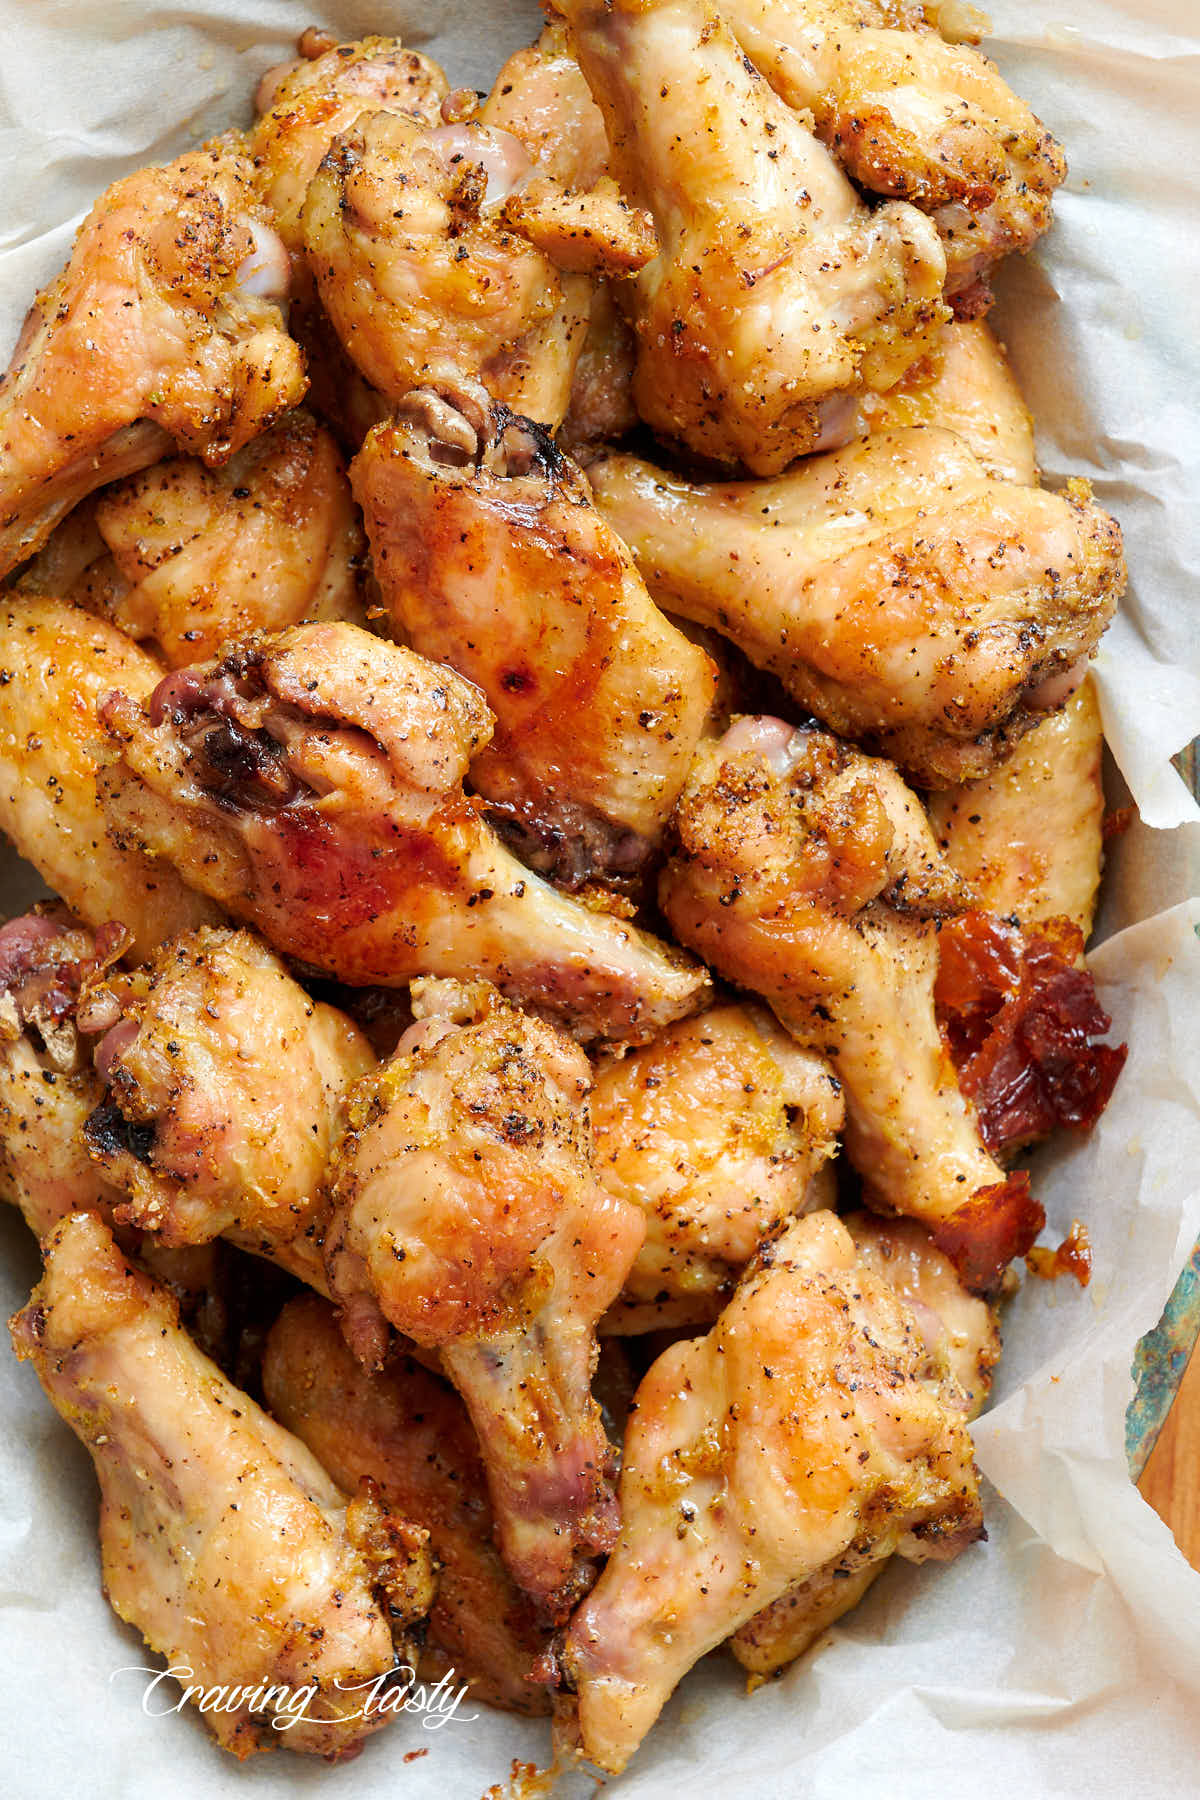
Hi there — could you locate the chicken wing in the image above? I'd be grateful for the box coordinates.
[554,1208,982,1773]
[263,1293,553,1715]
[589,428,1123,785]
[0,595,218,958]
[98,622,710,1045]
[592,1003,843,1331]
[928,677,1104,939]
[324,977,645,1618]
[483,23,610,190]
[351,380,716,886]
[554,0,947,474]
[18,412,364,667]
[559,283,639,456]
[0,140,305,576]
[659,717,1043,1290]
[80,926,372,1291]
[730,1209,998,1676]
[10,1210,435,1760]
[720,0,1065,297]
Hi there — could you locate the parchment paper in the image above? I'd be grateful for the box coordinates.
[0,4,1198,1797]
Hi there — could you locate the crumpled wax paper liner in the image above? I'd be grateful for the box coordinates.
[0,3,1198,1796]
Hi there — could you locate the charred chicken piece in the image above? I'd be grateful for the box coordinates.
[264,1293,553,1715]
[351,380,715,887]
[590,429,1124,788]
[592,1002,843,1331]
[99,622,710,1046]
[324,978,645,1619]
[0,140,305,576]
[0,595,218,959]
[659,717,1043,1290]
[10,1210,435,1760]
[555,1209,982,1773]
[81,926,373,1290]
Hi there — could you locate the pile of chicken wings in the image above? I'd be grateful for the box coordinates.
[0,3,1130,1779]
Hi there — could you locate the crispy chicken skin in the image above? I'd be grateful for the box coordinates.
[857,317,1036,484]
[324,977,645,1618]
[19,412,365,667]
[81,926,373,1290]
[10,1211,435,1760]
[554,0,948,474]
[555,1209,983,1773]
[592,1003,843,1329]
[928,678,1105,939]
[590,429,1123,786]
[0,595,218,958]
[483,23,610,190]
[659,717,1043,1290]
[249,35,449,252]
[0,140,305,577]
[263,1294,553,1716]
[720,0,1065,295]
[731,1208,998,1675]
[99,622,710,1045]
[351,381,715,886]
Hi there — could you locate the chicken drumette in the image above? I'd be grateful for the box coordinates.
[324,977,645,1618]
[554,1209,982,1773]
[351,379,715,886]
[80,926,373,1291]
[99,622,710,1045]
[592,1002,843,1331]
[590,428,1123,786]
[659,717,1043,1290]
[264,1293,553,1715]
[0,140,304,576]
[11,1211,435,1760]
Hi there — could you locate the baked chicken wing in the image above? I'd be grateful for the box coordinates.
[554,1208,982,1773]
[659,717,1043,1290]
[351,380,716,886]
[99,622,710,1045]
[0,140,304,576]
[11,1210,435,1760]
[483,22,610,190]
[324,977,645,1618]
[590,428,1123,785]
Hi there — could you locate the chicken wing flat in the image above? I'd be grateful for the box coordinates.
[730,1210,997,1676]
[99,622,710,1044]
[80,926,372,1290]
[351,380,715,886]
[263,1293,553,1716]
[553,0,948,473]
[19,411,365,668]
[659,717,1043,1290]
[10,1210,435,1760]
[324,977,645,1618]
[0,140,305,577]
[592,1002,843,1331]
[554,1209,982,1773]
[590,428,1123,785]
[0,595,218,958]
[720,0,1065,297]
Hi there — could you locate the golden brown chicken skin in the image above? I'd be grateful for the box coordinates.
[554,0,948,473]
[80,926,373,1291]
[324,978,645,1619]
[590,429,1123,786]
[263,1293,553,1716]
[592,1002,843,1330]
[659,717,1043,1291]
[0,595,218,959]
[483,22,610,190]
[0,140,305,576]
[98,622,710,1045]
[554,1209,983,1774]
[351,380,716,886]
[10,1210,435,1760]
[19,412,365,668]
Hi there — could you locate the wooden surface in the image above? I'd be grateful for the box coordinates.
[1139,1335,1200,1570]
